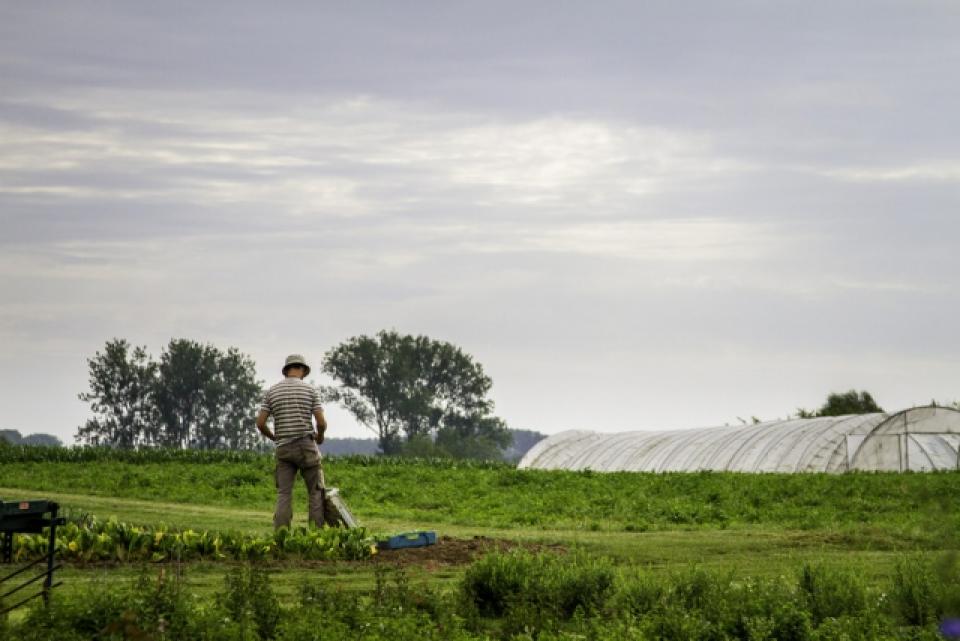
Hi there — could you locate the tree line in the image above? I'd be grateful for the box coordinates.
[0,429,62,447]
[77,334,956,456]
[76,331,513,458]
[76,339,262,450]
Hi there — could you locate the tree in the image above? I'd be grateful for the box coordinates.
[21,433,63,447]
[214,348,266,450]
[0,430,65,447]
[435,415,511,460]
[815,389,883,417]
[152,339,263,449]
[76,339,157,448]
[152,340,216,448]
[501,429,546,462]
[76,338,263,449]
[320,330,510,457]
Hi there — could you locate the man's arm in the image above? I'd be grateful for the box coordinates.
[314,409,327,444]
[256,409,275,441]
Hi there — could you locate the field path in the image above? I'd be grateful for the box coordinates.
[0,486,273,532]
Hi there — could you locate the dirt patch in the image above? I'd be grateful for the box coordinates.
[373,535,564,568]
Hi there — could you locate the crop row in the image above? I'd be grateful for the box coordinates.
[6,459,960,541]
[0,442,509,469]
[12,516,374,563]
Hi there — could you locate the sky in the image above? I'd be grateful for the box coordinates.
[2,1,959,444]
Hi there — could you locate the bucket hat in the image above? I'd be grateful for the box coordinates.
[282,354,311,377]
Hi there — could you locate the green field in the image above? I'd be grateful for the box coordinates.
[1,447,958,639]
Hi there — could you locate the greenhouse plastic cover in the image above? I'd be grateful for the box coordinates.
[518,407,960,473]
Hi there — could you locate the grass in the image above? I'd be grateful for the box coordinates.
[2,451,958,639]
[0,484,947,594]
[3,458,959,540]
[1,453,957,608]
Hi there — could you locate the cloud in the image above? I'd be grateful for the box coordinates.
[0,90,750,235]
[818,163,960,183]
[1,2,959,441]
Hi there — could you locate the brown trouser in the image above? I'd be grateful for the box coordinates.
[274,435,324,529]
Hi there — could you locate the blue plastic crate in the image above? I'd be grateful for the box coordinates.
[377,531,437,550]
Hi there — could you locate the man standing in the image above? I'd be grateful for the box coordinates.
[256,354,327,529]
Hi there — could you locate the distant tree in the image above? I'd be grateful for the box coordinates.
[152,340,214,448]
[21,433,63,447]
[399,433,447,458]
[435,415,511,460]
[0,429,22,444]
[214,348,265,450]
[320,330,509,457]
[76,339,157,448]
[502,429,547,462]
[321,437,381,457]
[77,338,262,449]
[815,390,883,417]
[152,340,262,449]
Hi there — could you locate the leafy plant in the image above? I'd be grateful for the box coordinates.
[13,517,374,564]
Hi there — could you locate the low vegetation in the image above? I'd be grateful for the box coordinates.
[12,514,374,563]
[1,445,958,544]
[2,444,959,639]
[2,552,958,640]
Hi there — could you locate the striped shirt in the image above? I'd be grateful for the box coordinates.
[260,377,322,446]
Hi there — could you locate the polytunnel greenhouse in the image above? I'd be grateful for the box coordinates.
[518,406,960,473]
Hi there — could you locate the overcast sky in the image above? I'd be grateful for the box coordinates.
[2,1,958,444]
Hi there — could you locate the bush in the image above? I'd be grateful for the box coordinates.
[219,566,281,640]
[460,550,614,623]
[890,553,960,627]
[798,563,869,625]
[611,570,664,617]
[891,556,942,625]
[8,569,245,641]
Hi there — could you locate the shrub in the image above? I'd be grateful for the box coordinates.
[811,616,900,641]
[797,563,869,625]
[460,550,614,622]
[889,553,960,628]
[612,570,664,617]
[891,556,941,625]
[218,566,281,640]
[640,603,714,640]
[10,568,251,641]
[769,603,814,641]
